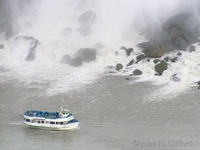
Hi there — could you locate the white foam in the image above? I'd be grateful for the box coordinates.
[0,0,199,98]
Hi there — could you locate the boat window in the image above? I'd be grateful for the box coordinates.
[45,121,49,124]
[60,122,63,125]
[37,120,40,124]
[32,120,36,123]
[41,121,44,124]
[50,122,55,125]
[26,119,30,122]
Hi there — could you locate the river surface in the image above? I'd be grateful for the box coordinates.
[0,75,200,150]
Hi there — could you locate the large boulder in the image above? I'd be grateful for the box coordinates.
[120,46,133,56]
[70,57,82,67]
[154,61,168,75]
[173,36,187,50]
[189,45,195,52]
[75,48,96,62]
[0,44,4,49]
[61,54,71,64]
[78,10,96,26]
[153,59,160,64]
[116,63,123,71]
[11,36,39,61]
[136,54,145,63]
[138,42,164,58]
[138,13,200,55]
[127,59,134,66]
[133,69,143,76]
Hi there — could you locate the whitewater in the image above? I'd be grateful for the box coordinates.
[1,0,200,150]
[0,0,199,99]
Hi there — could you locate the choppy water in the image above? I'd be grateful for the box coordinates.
[1,0,200,149]
[0,75,200,150]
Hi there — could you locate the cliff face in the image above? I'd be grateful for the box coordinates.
[138,13,200,58]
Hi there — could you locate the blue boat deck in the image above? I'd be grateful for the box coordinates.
[24,110,72,119]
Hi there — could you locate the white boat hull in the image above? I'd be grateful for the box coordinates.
[24,121,79,131]
[23,108,79,131]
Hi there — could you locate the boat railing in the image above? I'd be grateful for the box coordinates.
[62,113,73,118]
[24,110,73,119]
[68,119,79,124]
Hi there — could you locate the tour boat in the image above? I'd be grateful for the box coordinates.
[23,107,79,131]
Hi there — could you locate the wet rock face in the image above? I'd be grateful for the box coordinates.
[77,10,96,37]
[12,36,39,61]
[61,54,71,64]
[70,57,82,67]
[133,69,143,76]
[78,10,96,26]
[154,61,168,75]
[127,59,134,66]
[120,47,134,56]
[116,63,123,71]
[61,48,96,67]
[75,48,96,62]
[189,45,195,52]
[153,59,160,64]
[136,54,145,63]
[0,44,4,49]
[138,13,200,57]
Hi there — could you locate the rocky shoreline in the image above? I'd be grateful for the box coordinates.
[110,13,200,88]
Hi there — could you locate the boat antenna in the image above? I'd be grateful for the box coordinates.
[61,107,63,111]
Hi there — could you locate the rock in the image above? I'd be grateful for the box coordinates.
[75,48,96,62]
[189,45,195,52]
[12,36,39,61]
[116,63,123,71]
[126,48,133,56]
[177,52,182,56]
[164,56,170,62]
[170,57,178,63]
[174,37,187,50]
[136,54,145,63]
[138,42,164,58]
[197,81,200,89]
[171,74,180,82]
[61,54,71,64]
[108,71,117,74]
[127,59,134,66]
[70,57,82,67]
[0,44,4,49]
[120,46,133,56]
[133,69,143,76]
[115,51,119,55]
[150,50,164,58]
[138,13,200,55]
[153,59,160,64]
[169,25,182,40]
[78,10,96,26]
[154,61,168,75]
[120,46,126,50]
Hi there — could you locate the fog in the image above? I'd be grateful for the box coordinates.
[0,0,199,40]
